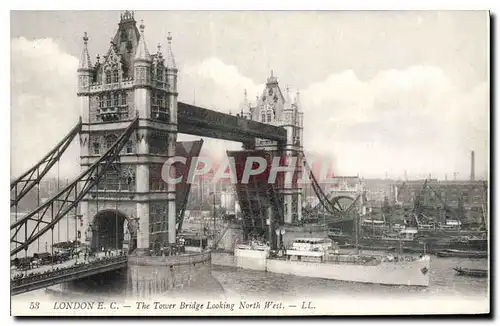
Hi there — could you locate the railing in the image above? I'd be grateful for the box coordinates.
[129,251,211,267]
[11,255,127,288]
[97,106,129,122]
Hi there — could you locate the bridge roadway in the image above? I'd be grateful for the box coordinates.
[11,250,127,296]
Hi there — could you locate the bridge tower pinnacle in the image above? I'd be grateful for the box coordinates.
[77,12,179,256]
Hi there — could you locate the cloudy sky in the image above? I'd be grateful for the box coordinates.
[10,10,489,180]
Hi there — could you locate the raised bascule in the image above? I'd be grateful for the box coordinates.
[10,11,360,295]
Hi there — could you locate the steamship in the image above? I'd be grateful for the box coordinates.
[234,237,430,287]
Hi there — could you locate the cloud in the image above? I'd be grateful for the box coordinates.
[182,59,489,179]
[180,57,265,112]
[11,37,80,179]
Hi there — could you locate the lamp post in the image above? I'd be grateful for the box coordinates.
[125,228,130,254]
[75,214,83,253]
[275,229,280,251]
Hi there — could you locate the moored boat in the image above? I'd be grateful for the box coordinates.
[269,238,430,287]
[436,250,487,258]
[234,237,430,287]
[453,266,488,278]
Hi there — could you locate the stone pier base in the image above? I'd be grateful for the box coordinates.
[126,251,224,299]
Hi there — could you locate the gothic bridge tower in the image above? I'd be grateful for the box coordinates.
[240,71,304,225]
[77,11,178,255]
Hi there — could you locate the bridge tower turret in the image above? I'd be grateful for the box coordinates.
[165,32,179,247]
[77,11,179,256]
[77,32,93,243]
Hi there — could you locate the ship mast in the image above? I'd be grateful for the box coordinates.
[355,212,359,255]
[355,191,363,255]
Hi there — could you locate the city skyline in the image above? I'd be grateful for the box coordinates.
[10,11,489,180]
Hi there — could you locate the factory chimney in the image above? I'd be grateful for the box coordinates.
[470,150,475,181]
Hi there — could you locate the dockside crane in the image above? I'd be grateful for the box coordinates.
[424,180,460,223]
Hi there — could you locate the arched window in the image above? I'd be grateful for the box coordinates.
[103,165,120,190]
[151,90,168,121]
[261,113,265,122]
[106,94,112,107]
[105,134,118,150]
[126,140,133,154]
[121,92,127,106]
[267,111,272,122]
[112,69,119,83]
[156,66,163,81]
[93,142,100,155]
[98,95,104,108]
[113,93,119,106]
[105,70,112,84]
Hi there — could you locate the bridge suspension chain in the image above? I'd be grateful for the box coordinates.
[10,117,139,257]
[10,119,82,208]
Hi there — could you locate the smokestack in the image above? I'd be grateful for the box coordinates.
[470,150,475,181]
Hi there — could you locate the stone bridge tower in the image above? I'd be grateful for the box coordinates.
[240,71,304,224]
[77,11,178,255]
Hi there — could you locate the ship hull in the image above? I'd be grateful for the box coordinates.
[234,248,269,271]
[232,248,430,287]
[266,256,430,287]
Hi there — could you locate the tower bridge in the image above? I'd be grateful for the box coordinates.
[10,11,361,294]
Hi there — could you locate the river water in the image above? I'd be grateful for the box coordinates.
[212,253,488,299]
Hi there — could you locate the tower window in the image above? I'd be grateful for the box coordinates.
[126,140,133,154]
[112,70,119,83]
[93,142,100,155]
[151,90,168,121]
[105,70,112,84]
[156,67,163,81]
[105,134,118,150]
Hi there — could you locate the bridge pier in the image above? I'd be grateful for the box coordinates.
[77,16,180,257]
[126,252,223,299]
